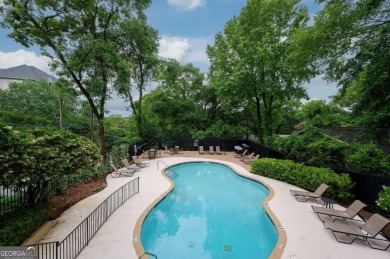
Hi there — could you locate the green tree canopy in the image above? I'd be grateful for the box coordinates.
[294,100,351,129]
[207,0,315,143]
[0,80,78,127]
[304,0,390,143]
[1,0,152,158]
[115,18,160,138]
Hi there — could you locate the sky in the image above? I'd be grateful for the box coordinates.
[0,0,337,116]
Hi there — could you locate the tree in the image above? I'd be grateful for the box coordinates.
[104,115,139,147]
[155,59,207,138]
[115,19,159,138]
[207,0,314,143]
[0,0,151,158]
[305,0,390,143]
[0,80,78,128]
[294,100,351,129]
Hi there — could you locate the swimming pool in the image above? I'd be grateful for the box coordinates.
[140,162,278,258]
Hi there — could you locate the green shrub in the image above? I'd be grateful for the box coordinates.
[0,126,102,203]
[110,144,130,165]
[251,158,354,201]
[345,144,390,177]
[0,203,51,246]
[0,110,52,128]
[377,186,390,212]
[274,127,390,176]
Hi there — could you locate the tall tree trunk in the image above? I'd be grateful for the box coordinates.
[262,93,274,139]
[97,118,107,158]
[137,64,145,138]
[127,88,143,137]
[254,96,264,143]
[137,83,144,138]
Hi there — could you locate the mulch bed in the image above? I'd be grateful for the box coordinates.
[48,173,109,219]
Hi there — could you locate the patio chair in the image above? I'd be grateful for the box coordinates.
[199,146,205,154]
[169,146,180,155]
[215,146,223,155]
[111,164,135,178]
[243,154,260,164]
[290,183,329,202]
[240,152,254,161]
[323,213,390,250]
[131,156,150,167]
[209,146,215,154]
[234,149,248,158]
[312,200,366,223]
[122,159,142,172]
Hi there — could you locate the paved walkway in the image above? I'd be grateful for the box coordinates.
[39,152,390,258]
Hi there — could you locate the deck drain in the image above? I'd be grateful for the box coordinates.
[224,245,232,252]
[188,242,195,248]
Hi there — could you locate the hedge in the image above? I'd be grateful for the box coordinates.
[377,186,390,212]
[0,203,51,246]
[251,158,354,201]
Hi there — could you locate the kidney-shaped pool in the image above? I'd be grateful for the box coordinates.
[140,162,278,258]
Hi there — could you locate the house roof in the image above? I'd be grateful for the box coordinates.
[297,127,390,153]
[319,127,366,143]
[0,65,56,82]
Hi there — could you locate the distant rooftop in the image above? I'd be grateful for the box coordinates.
[296,126,390,153]
[0,65,56,82]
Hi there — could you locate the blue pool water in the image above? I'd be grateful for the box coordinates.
[141,162,278,258]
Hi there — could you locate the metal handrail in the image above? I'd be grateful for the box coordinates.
[33,177,140,259]
[157,160,170,170]
[139,251,158,259]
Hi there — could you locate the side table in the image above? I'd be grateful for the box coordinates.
[321,196,336,209]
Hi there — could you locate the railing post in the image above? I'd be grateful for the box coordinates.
[56,241,59,259]
[105,199,108,222]
[122,186,124,205]
[86,216,89,245]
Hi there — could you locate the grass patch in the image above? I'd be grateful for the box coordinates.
[0,203,51,246]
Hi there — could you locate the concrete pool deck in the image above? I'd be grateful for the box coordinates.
[38,152,390,258]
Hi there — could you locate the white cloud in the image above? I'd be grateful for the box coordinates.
[181,37,213,72]
[158,36,213,71]
[158,37,191,61]
[167,0,206,11]
[0,49,52,74]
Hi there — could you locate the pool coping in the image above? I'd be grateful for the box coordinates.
[132,160,286,259]
[41,154,390,258]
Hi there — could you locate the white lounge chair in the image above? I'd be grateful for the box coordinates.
[290,183,329,202]
[111,164,135,178]
[122,159,142,172]
[131,156,150,167]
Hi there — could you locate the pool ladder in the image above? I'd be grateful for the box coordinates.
[139,251,157,259]
[157,160,170,170]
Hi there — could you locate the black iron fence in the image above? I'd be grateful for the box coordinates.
[0,185,28,215]
[0,170,108,216]
[33,177,140,259]
[179,138,285,159]
[334,169,390,209]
